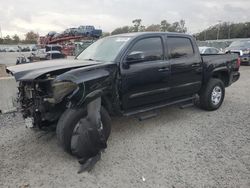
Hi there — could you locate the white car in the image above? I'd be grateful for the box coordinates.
[199,46,220,54]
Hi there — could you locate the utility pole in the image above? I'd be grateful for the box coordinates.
[228,22,231,39]
[0,26,2,38]
[217,20,222,40]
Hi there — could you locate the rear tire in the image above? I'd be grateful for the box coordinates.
[56,106,111,154]
[199,78,225,111]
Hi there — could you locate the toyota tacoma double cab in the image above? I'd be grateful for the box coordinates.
[7,32,240,171]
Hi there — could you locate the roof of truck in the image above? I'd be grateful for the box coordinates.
[112,32,192,38]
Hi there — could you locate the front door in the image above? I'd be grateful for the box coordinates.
[120,36,171,110]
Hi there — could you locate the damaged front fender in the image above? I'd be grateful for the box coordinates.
[53,65,114,107]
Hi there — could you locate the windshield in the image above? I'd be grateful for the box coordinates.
[229,40,250,48]
[77,36,131,62]
[199,47,206,54]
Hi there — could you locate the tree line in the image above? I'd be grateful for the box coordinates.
[109,19,187,35]
[0,31,39,44]
[1,21,250,44]
[195,22,250,41]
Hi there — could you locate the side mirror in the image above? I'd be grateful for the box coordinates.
[123,51,145,69]
[126,51,144,62]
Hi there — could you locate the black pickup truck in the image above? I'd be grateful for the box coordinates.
[7,32,240,169]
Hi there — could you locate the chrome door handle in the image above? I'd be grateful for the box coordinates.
[158,67,170,72]
[192,63,200,67]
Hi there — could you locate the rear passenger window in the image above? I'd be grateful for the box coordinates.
[167,37,194,59]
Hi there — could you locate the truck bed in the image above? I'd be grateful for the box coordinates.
[201,53,239,66]
[201,53,240,86]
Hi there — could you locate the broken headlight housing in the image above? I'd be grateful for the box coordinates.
[45,81,78,104]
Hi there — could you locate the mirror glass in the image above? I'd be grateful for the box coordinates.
[126,51,145,63]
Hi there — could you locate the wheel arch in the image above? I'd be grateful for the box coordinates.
[211,70,230,87]
[101,94,115,115]
[73,88,114,115]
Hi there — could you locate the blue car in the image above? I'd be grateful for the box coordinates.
[77,25,102,38]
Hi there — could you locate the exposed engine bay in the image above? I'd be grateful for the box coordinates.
[15,67,111,172]
[18,77,68,129]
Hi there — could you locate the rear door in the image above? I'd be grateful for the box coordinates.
[166,36,202,98]
[120,36,171,110]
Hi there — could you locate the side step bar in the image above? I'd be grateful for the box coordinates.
[138,111,158,121]
[123,96,195,117]
[179,102,194,109]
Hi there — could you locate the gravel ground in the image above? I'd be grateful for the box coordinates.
[0,67,250,188]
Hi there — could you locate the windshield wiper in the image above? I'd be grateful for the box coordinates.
[84,58,102,62]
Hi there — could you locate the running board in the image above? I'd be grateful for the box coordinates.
[123,96,195,117]
[138,111,158,121]
[179,102,194,109]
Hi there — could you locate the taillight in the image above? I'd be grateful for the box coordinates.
[237,57,241,68]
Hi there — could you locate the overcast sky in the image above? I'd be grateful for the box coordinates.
[0,0,250,38]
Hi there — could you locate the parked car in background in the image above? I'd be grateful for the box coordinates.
[199,46,220,54]
[52,33,63,40]
[6,47,19,52]
[225,40,250,65]
[32,48,48,60]
[78,25,102,37]
[0,48,7,52]
[20,46,31,52]
[63,28,78,36]
[47,31,57,37]
[46,51,66,59]
[16,55,30,65]
[23,45,66,64]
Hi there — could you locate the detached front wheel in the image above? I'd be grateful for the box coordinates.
[199,78,225,111]
[56,106,111,154]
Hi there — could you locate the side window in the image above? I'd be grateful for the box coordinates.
[167,37,194,59]
[205,49,212,54]
[211,48,219,54]
[126,37,163,62]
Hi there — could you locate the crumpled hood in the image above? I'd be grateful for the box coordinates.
[7,59,104,81]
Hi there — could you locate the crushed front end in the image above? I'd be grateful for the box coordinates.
[18,76,77,129]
